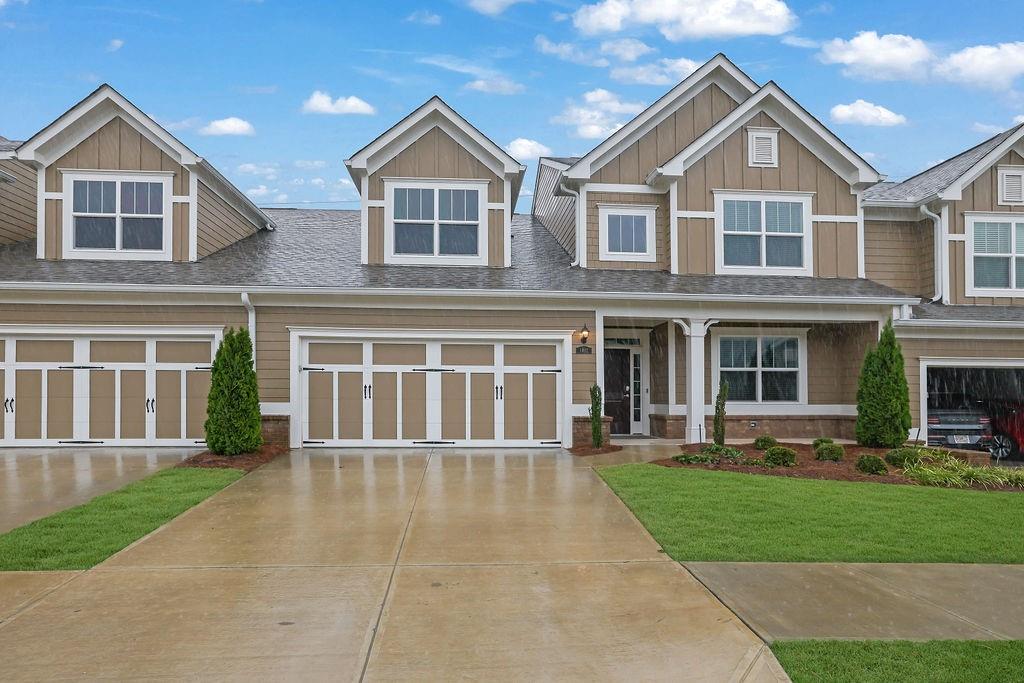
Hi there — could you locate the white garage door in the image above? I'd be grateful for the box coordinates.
[0,331,219,447]
[299,336,565,447]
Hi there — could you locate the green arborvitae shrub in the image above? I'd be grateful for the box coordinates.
[812,437,834,450]
[712,380,729,446]
[205,327,263,456]
[764,446,797,467]
[885,447,923,468]
[589,384,603,448]
[856,454,888,475]
[753,435,778,450]
[815,443,845,462]
[699,443,744,461]
[855,320,912,448]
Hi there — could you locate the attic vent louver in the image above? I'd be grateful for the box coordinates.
[747,128,779,168]
[1000,167,1024,205]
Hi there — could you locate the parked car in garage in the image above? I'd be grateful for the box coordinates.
[926,396,993,452]
[988,402,1024,461]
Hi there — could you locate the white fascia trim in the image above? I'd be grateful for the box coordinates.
[939,133,1024,201]
[369,116,508,179]
[35,166,45,259]
[587,183,665,194]
[813,214,859,223]
[710,326,810,406]
[855,189,865,278]
[597,203,658,263]
[566,55,759,180]
[0,324,224,337]
[669,181,679,274]
[676,210,715,219]
[188,172,198,261]
[503,178,512,267]
[359,172,369,264]
[895,319,1024,335]
[713,191,814,277]
[577,183,588,267]
[653,83,880,187]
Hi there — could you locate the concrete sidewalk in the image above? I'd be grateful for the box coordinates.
[688,562,1024,642]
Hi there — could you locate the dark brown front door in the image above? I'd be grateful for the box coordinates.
[604,348,631,434]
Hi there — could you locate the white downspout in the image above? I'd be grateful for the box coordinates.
[560,181,582,267]
[241,292,256,369]
[920,203,943,303]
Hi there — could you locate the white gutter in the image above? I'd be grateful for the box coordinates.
[894,318,1024,330]
[919,203,944,304]
[559,181,582,267]
[241,291,256,369]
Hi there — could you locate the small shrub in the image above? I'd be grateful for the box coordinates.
[812,437,834,450]
[885,447,923,468]
[700,443,744,461]
[753,435,778,450]
[764,446,797,467]
[712,380,729,446]
[589,384,603,448]
[815,443,845,462]
[737,457,766,467]
[856,454,888,475]
[674,453,717,465]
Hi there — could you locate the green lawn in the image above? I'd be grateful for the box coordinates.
[598,464,1024,563]
[772,640,1024,683]
[0,467,242,571]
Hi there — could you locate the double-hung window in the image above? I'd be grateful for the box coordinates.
[63,172,171,260]
[386,180,488,265]
[598,204,657,262]
[714,192,812,276]
[967,215,1024,293]
[714,330,806,404]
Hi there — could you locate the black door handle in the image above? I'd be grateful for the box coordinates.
[368,385,372,399]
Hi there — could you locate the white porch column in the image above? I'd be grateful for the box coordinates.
[674,318,712,444]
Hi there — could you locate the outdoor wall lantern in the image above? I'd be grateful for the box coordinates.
[576,324,592,354]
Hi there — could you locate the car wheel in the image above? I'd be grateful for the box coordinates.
[990,433,1019,461]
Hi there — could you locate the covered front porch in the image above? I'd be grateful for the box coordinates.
[592,302,888,444]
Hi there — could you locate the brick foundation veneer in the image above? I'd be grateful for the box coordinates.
[706,415,856,441]
[261,415,290,446]
[649,414,686,439]
[572,416,613,447]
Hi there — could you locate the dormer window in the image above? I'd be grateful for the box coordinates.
[63,172,171,261]
[999,166,1024,205]
[384,179,489,266]
[747,127,779,168]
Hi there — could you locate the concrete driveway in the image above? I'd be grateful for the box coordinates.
[0,448,786,681]
[0,448,196,533]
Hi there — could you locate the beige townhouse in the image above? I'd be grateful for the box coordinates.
[0,54,1020,453]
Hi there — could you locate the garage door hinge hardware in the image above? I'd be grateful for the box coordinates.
[58,365,103,370]
[58,440,104,444]
[303,440,326,445]
[194,366,212,371]
[541,441,562,445]
[301,366,325,371]
[414,440,456,445]
[540,369,562,373]
[411,368,455,372]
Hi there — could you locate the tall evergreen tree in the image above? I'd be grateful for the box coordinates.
[855,320,911,448]
[712,380,729,446]
[205,327,263,455]
[589,384,604,448]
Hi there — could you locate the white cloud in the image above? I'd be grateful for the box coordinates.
[302,90,376,115]
[935,42,1024,90]
[237,162,278,179]
[599,38,654,62]
[0,0,28,7]
[574,0,796,41]
[466,77,525,94]
[246,185,271,198]
[830,100,907,126]
[535,35,609,67]
[405,9,441,24]
[467,0,528,15]
[781,35,818,49]
[162,116,201,132]
[818,31,933,81]
[294,159,327,169]
[199,117,255,136]
[553,89,645,138]
[418,55,525,95]
[106,38,124,52]
[310,177,326,188]
[273,193,288,203]
[505,138,552,159]
[1015,115,1024,125]
[611,56,700,85]
[972,122,1006,136]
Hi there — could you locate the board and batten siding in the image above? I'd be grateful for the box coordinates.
[864,219,935,297]
[0,159,36,245]
[196,181,258,258]
[254,307,595,405]
[586,191,670,270]
[366,126,505,267]
[533,162,576,257]
[948,149,1024,305]
[591,83,738,185]
[676,111,858,277]
[41,116,190,261]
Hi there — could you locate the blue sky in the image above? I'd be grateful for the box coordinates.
[2,0,1024,212]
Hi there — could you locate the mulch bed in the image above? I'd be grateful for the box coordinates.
[176,444,287,472]
[656,442,912,485]
[569,444,624,457]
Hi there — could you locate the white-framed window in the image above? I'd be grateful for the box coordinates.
[713,191,813,276]
[383,178,488,266]
[711,328,808,405]
[598,203,657,262]
[965,213,1024,294]
[747,127,779,168]
[998,166,1024,205]
[62,171,172,261]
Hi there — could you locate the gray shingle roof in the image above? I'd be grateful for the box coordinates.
[912,303,1024,324]
[0,136,22,152]
[543,156,581,166]
[0,209,913,301]
[863,125,1023,203]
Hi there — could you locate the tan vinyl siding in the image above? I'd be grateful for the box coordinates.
[42,116,191,261]
[0,304,245,329]
[649,323,668,404]
[196,181,259,258]
[586,191,669,270]
[948,149,1024,305]
[0,159,37,245]
[255,307,594,404]
[533,162,576,257]
[366,125,505,267]
[864,219,935,297]
[676,111,858,277]
[592,83,738,184]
